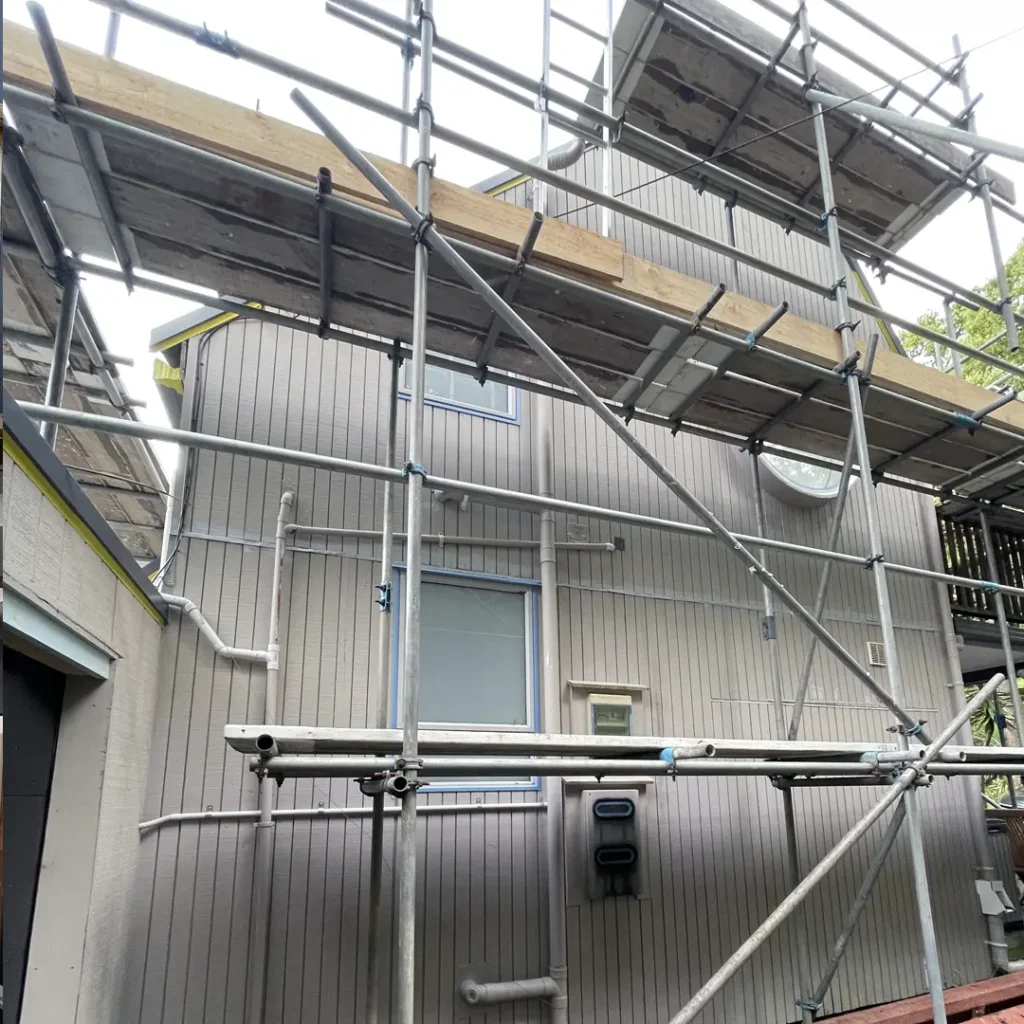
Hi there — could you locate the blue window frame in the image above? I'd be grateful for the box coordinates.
[391,565,540,792]
[399,360,520,423]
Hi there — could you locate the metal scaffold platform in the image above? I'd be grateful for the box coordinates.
[4,1,1024,1023]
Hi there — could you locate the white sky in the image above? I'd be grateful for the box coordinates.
[6,0,1023,472]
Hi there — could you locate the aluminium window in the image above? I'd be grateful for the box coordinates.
[400,361,518,421]
[395,572,536,731]
[393,570,538,790]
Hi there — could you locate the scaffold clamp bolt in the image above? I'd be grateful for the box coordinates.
[410,212,435,248]
[403,461,428,481]
[375,580,392,612]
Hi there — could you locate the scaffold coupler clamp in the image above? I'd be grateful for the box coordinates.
[981,581,1000,596]
[832,351,860,381]
[826,276,848,300]
[197,23,240,58]
[410,211,435,249]
[796,997,823,1015]
[611,113,626,146]
[862,553,883,569]
[403,461,428,482]
[375,579,392,612]
[658,747,680,781]
[762,615,777,641]
[817,205,838,232]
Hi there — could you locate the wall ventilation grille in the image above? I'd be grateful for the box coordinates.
[866,641,886,667]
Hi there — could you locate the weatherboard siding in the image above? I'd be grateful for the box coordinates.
[125,156,986,1024]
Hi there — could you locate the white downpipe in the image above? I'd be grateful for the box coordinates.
[535,395,568,1024]
[265,491,295,727]
[250,489,293,1024]
[163,491,294,1024]
[161,593,270,663]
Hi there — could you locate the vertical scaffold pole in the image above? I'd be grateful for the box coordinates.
[536,0,551,219]
[40,273,81,448]
[750,451,813,1024]
[952,35,1019,353]
[365,339,402,1024]
[978,508,1024,803]
[798,7,948,1020]
[395,2,433,1021]
[399,0,415,164]
[535,5,568,1021]
[601,0,614,237]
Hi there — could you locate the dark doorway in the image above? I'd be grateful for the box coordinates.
[3,646,66,1023]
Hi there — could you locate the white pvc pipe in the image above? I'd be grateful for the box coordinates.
[161,593,269,663]
[265,492,295,726]
[459,976,561,1006]
[287,524,616,552]
[138,800,547,832]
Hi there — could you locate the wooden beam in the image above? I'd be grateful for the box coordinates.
[610,253,1024,439]
[1,21,623,282]
[821,972,1024,1023]
[5,20,1024,452]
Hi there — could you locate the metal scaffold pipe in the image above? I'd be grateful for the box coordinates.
[22,402,1024,607]
[665,671,1006,1024]
[80,1,1019,327]
[952,34,1020,352]
[800,9,945,1019]
[365,343,401,1024]
[805,88,1024,167]
[7,75,1024,397]
[289,87,927,736]
[393,4,433,1020]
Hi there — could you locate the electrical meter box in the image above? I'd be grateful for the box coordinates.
[580,787,646,900]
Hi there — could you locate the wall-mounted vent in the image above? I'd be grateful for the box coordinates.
[867,641,886,667]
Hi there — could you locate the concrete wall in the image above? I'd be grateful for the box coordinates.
[3,452,165,1024]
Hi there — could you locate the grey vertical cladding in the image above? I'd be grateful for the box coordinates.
[133,157,984,1023]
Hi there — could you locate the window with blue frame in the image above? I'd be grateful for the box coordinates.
[393,568,539,790]
[400,360,518,422]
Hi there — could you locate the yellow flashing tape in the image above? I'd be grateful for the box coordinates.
[149,300,263,353]
[153,360,184,394]
[853,270,900,354]
[3,431,165,625]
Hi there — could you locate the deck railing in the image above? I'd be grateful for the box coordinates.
[939,513,1024,623]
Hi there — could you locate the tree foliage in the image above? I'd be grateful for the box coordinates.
[901,238,1024,389]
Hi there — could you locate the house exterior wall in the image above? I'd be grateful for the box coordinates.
[3,451,165,1024]
[123,153,988,1023]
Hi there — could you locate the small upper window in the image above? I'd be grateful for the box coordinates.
[401,362,517,421]
[759,452,844,508]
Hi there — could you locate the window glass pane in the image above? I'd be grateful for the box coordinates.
[413,363,513,416]
[418,581,528,726]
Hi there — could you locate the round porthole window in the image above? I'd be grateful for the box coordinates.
[759,452,844,508]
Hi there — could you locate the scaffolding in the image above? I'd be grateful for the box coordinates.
[4,0,1024,1022]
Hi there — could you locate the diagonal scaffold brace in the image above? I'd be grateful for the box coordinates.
[289,86,928,740]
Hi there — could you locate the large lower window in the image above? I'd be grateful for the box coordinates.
[401,361,517,421]
[394,571,538,788]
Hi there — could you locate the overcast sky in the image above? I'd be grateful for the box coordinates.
[6,0,1023,471]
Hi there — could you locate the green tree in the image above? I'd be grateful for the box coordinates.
[901,238,1024,389]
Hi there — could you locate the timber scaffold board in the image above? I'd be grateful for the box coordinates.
[5,21,1024,490]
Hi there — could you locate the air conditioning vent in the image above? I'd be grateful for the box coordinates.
[867,641,886,667]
